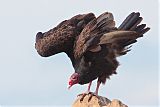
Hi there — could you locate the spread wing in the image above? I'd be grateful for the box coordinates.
[99,12,150,56]
[74,12,150,59]
[74,12,115,58]
[35,13,95,59]
[35,20,76,57]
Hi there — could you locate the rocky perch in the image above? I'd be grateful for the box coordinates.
[72,93,128,107]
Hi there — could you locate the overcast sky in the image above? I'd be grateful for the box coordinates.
[0,0,159,106]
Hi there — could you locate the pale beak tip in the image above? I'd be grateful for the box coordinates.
[68,85,72,90]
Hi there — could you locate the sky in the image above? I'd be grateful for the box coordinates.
[0,0,159,106]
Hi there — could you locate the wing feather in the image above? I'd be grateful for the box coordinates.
[74,12,150,58]
[74,12,115,58]
[35,13,96,58]
[99,31,138,44]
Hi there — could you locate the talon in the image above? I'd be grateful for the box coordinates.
[88,92,99,102]
[79,93,87,102]
[88,92,92,94]
[88,92,94,102]
[77,93,83,97]
[78,92,98,102]
[88,94,93,102]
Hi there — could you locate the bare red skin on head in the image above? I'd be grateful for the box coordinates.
[69,81,72,85]
[68,73,79,89]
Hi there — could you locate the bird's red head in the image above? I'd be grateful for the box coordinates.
[68,73,80,89]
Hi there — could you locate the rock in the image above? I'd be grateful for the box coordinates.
[72,93,128,107]
[105,99,128,107]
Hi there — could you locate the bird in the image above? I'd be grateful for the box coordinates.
[68,12,150,100]
[35,12,150,101]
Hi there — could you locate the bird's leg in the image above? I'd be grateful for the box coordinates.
[87,81,92,92]
[79,81,92,102]
[95,80,101,95]
[88,80,101,101]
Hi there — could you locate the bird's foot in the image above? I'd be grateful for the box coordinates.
[87,92,99,102]
[77,91,90,102]
[78,92,99,102]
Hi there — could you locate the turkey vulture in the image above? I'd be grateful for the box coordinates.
[35,12,150,100]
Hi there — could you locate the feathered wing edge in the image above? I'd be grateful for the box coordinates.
[99,12,150,56]
[35,13,96,57]
[74,12,115,58]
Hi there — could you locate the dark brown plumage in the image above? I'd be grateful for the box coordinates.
[70,12,150,96]
[35,12,150,98]
[35,13,95,63]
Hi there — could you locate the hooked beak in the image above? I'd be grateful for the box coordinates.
[68,81,73,90]
[68,73,79,90]
[68,85,72,90]
[68,79,79,90]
